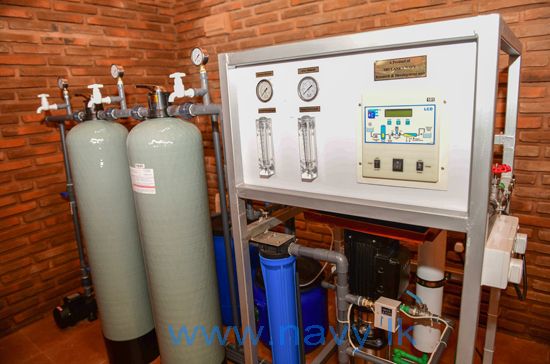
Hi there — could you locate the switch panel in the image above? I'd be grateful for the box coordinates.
[374,296,401,333]
[361,94,442,184]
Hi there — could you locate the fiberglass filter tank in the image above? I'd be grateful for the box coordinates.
[66,119,158,363]
[127,115,224,364]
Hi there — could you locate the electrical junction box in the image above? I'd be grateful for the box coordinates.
[360,93,445,186]
[481,215,526,289]
[374,296,401,333]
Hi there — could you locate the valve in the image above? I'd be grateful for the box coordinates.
[87,84,104,107]
[36,93,58,114]
[492,163,512,175]
[168,72,195,102]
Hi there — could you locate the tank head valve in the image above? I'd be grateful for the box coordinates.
[36,93,58,114]
[87,84,104,107]
[168,72,195,102]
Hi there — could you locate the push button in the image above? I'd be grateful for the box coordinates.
[374,159,381,169]
[416,161,424,172]
[392,158,403,172]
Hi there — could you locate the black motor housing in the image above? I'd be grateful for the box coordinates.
[52,292,97,329]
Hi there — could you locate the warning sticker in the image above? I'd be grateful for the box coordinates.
[130,165,156,194]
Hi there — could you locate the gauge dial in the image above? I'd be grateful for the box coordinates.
[110,64,124,78]
[298,76,319,102]
[191,47,209,66]
[256,79,273,103]
[57,77,68,89]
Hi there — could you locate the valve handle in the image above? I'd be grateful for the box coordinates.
[87,84,104,106]
[37,94,55,114]
[169,72,194,102]
[492,163,512,175]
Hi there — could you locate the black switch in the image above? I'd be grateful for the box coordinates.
[374,159,381,169]
[416,161,424,172]
[392,158,404,172]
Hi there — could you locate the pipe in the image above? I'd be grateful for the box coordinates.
[310,339,336,364]
[428,319,454,364]
[45,111,86,124]
[288,243,349,364]
[58,122,93,298]
[190,103,222,116]
[200,67,240,332]
[117,80,127,110]
[346,347,393,364]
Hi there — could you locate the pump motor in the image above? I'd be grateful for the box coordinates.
[52,292,97,329]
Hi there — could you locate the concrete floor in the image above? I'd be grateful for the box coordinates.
[0,315,549,363]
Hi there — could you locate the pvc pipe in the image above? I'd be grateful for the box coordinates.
[200,68,241,331]
[414,231,447,353]
[57,122,92,297]
[345,347,393,364]
[288,243,349,364]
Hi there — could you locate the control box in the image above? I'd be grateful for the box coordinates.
[481,215,527,289]
[360,93,444,185]
[374,296,401,333]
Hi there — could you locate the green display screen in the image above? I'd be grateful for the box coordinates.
[385,108,412,117]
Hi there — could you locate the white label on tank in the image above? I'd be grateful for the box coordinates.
[130,165,156,194]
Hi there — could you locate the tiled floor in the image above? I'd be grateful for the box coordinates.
[0,315,548,363]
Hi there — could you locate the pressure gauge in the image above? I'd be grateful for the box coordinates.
[57,77,68,89]
[256,79,273,103]
[191,47,209,66]
[298,76,319,102]
[110,64,124,79]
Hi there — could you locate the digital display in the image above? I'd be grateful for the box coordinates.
[385,108,412,117]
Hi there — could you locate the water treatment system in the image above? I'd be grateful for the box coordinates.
[35,14,527,364]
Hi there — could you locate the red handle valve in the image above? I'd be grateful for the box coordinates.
[492,164,512,175]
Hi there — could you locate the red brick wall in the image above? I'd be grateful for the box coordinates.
[1,0,549,345]
[0,0,181,336]
[174,0,550,344]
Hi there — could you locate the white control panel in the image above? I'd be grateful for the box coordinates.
[360,94,443,184]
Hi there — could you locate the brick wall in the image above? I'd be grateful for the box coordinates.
[1,0,549,345]
[0,0,181,336]
[173,0,550,344]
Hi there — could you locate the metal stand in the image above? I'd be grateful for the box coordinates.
[218,15,522,364]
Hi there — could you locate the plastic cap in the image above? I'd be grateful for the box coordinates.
[514,233,528,255]
[508,258,523,284]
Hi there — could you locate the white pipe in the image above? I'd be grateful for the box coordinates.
[414,230,447,353]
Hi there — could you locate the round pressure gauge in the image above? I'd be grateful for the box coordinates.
[256,79,273,103]
[298,76,319,102]
[57,77,68,89]
[110,64,124,79]
[191,47,209,66]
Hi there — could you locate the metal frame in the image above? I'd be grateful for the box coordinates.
[218,14,521,364]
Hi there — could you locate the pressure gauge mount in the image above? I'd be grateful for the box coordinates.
[191,47,209,66]
[110,64,124,79]
[298,76,319,102]
[256,79,273,103]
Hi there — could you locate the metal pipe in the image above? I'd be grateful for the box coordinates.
[45,111,86,124]
[200,67,241,331]
[310,339,336,364]
[346,347,393,364]
[288,243,349,364]
[117,80,127,110]
[190,103,222,116]
[429,319,454,364]
[58,122,93,298]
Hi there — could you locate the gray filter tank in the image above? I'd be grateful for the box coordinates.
[66,119,158,363]
[127,116,224,364]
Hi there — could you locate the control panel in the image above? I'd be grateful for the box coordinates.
[360,94,444,185]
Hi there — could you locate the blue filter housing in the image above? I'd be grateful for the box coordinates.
[254,257,328,353]
[259,254,300,364]
[212,215,261,326]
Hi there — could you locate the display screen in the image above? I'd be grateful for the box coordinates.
[385,108,412,117]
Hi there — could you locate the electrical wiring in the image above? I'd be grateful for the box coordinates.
[299,226,334,287]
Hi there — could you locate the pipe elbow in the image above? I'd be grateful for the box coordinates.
[331,251,348,273]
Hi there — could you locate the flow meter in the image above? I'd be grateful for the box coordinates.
[191,47,209,66]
